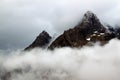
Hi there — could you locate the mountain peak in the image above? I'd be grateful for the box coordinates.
[84,11,96,17]
[81,11,100,25]
[75,11,106,34]
[49,11,110,49]
[24,30,52,50]
[39,30,49,36]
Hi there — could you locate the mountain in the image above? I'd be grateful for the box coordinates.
[25,11,118,50]
[25,31,52,50]
[49,11,116,49]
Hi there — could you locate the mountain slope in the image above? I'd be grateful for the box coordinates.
[49,11,116,49]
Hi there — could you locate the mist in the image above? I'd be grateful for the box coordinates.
[0,0,120,79]
[0,0,120,49]
[0,39,119,80]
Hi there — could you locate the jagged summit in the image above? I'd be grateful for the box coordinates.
[39,30,48,37]
[82,11,100,24]
[83,11,98,19]
[75,11,106,34]
[24,30,52,50]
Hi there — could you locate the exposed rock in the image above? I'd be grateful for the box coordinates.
[25,31,52,50]
[49,11,116,49]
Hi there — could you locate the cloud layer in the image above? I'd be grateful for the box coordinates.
[0,0,120,49]
[0,39,120,80]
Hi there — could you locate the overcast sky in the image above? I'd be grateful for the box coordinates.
[0,0,120,50]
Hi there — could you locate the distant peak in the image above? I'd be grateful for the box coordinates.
[82,11,99,22]
[41,30,47,34]
[24,30,51,50]
[85,11,95,16]
[39,30,49,36]
[84,11,98,19]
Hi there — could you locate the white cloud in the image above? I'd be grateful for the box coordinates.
[0,39,120,80]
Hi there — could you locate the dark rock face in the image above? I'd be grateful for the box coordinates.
[25,31,52,50]
[49,11,116,49]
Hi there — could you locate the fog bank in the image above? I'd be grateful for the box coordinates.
[0,39,120,80]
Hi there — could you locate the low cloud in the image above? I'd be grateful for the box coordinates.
[0,39,120,80]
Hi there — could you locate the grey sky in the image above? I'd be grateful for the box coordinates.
[0,0,120,50]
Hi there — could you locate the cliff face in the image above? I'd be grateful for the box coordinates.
[25,31,51,50]
[49,11,116,49]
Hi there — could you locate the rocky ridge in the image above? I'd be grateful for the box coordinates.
[25,11,119,50]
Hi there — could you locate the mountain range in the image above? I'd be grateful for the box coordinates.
[25,11,120,50]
